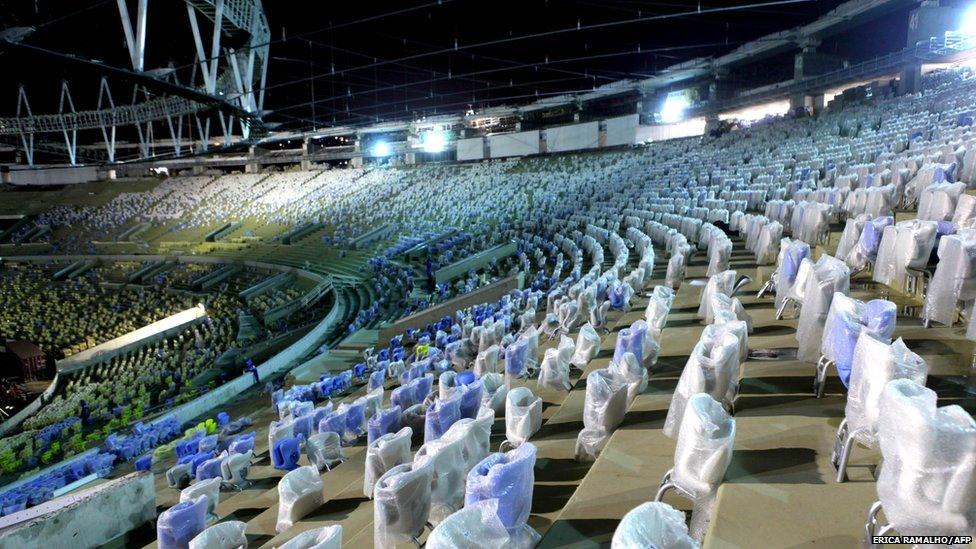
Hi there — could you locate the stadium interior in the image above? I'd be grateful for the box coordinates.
[0,0,975,548]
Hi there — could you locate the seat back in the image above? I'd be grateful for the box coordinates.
[673,393,736,498]
[374,463,434,546]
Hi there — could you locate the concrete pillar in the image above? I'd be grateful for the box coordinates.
[810,94,825,115]
[352,156,363,168]
[301,137,312,171]
[191,164,205,176]
[245,146,261,173]
[898,63,922,96]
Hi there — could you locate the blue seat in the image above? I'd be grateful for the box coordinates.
[368,369,386,391]
[459,380,484,420]
[344,401,367,440]
[228,433,255,455]
[425,393,461,443]
[782,240,811,284]
[613,321,646,365]
[391,384,413,410]
[195,455,224,482]
[292,413,315,440]
[367,405,403,445]
[828,312,862,388]
[197,434,218,454]
[505,339,529,377]
[272,436,303,471]
[319,409,348,438]
[456,370,476,386]
[863,299,897,340]
[216,412,230,427]
[134,453,153,472]
[157,496,208,549]
[465,442,537,532]
[189,452,214,476]
[354,362,367,378]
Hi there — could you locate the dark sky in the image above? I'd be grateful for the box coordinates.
[0,0,915,132]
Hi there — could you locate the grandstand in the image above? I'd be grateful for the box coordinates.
[0,1,975,548]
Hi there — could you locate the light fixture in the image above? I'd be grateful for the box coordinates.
[371,141,392,157]
[421,130,447,153]
[961,4,976,36]
[660,93,690,124]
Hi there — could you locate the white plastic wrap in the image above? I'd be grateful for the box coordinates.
[872,220,938,292]
[474,344,501,377]
[951,193,976,229]
[575,368,630,461]
[464,443,537,535]
[876,379,976,538]
[444,408,494,472]
[666,252,686,289]
[220,450,252,487]
[571,323,602,367]
[708,293,752,334]
[845,336,928,447]
[611,501,700,549]
[276,465,324,534]
[373,463,434,548]
[276,525,342,549]
[835,215,869,261]
[415,430,468,523]
[774,239,811,310]
[796,254,850,363]
[505,387,542,447]
[538,335,575,391]
[706,237,732,277]
[306,432,343,472]
[364,426,413,498]
[480,373,508,414]
[917,181,967,222]
[663,325,740,439]
[180,477,221,517]
[608,352,648,402]
[427,499,529,549]
[922,230,976,327]
[697,270,736,322]
[672,393,735,541]
[188,520,247,549]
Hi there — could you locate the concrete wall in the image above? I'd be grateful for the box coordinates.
[0,473,154,548]
[604,114,640,147]
[56,306,208,374]
[456,137,485,161]
[489,130,540,158]
[545,121,599,153]
[5,166,99,186]
[379,275,520,342]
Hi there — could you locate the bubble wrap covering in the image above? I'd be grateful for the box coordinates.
[157,496,209,549]
[276,525,342,549]
[188,520,247,549]
[576,368,630,460]
[415,428,469,523]
[611,501,700,549]
[364,426,413,498]
[464,443,537,533]
[846,336,928,447]
[480,373,508,414]
[609,352,648,402]
[796,254,850,363]
[538,335,575,391]
[425,393,462,443]
[923,229,976,327]
[873,220,938,293]
[180,477,220,516]
[373,463,434,548]
[571,323,602,367]
[876,380,976,537]
[697,270,737,322]
[276,465,324,534]
[427,498,540,549]
[306,432,343,472]
[774,239,811,310]
[673,393,736,541]
[663,325,740,439]
[505,387,542,447]
[474,344,501,377]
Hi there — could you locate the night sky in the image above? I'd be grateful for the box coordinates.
[0,0,920,133]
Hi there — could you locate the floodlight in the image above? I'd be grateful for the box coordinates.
[660,94,690,124]
[961,5,976,36]
[421,130,448,153]
[372,141,392,157]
